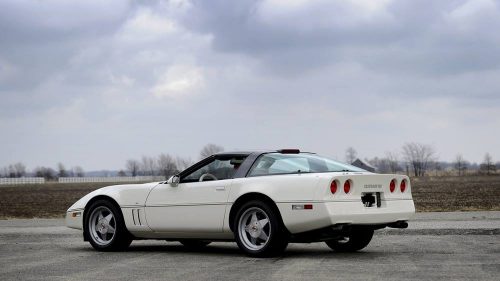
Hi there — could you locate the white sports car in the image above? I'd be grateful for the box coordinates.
[66,149,415,257]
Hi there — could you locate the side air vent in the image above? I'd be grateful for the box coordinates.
[131,209,143,226]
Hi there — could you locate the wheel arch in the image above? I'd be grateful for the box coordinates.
[228,192,289,233]
[83,195,126,241]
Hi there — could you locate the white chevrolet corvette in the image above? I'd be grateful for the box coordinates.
[67,149,415,257]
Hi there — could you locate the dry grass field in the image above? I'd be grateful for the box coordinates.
[0,175,499,218]
[0,182,144,218]
[410,175,500,212]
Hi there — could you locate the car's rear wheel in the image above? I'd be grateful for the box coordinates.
[325,226,374,252]
[234,200,288,257]
[84,199,132,251]
[179,240,211,249]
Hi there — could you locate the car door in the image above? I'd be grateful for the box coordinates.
[145,156,242,233]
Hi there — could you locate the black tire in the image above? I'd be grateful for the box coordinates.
[325,226,374,252]
[233,200,288,257]
[179,240,211,249]
[84,199,132,251]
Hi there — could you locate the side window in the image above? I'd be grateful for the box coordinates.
[248,153,365,176]
[249,155,311,176]
[181,156,247,183]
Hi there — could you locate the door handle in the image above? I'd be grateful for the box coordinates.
[215,186,226,191]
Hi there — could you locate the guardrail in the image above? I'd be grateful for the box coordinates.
[0,177,45,185]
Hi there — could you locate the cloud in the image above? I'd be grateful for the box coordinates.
[180,0,500,77]
[116,8,178,44]
[0,0,499,169]
[151,64,205,99]
[257,0,394,28]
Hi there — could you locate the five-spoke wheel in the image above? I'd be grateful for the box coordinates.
[88,206,116,246]
[84,199,132,251]
[234,200,288,257]
[238,207,271,251]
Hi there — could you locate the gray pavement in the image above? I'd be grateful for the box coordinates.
[0,212,499,281]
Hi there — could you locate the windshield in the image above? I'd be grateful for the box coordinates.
[247,153,366,177]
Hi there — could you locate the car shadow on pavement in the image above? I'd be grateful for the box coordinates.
[74,242,387,259]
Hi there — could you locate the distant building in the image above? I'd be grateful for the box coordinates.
[351,158,376,172]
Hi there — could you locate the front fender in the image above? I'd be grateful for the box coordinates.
[66,182,160,230]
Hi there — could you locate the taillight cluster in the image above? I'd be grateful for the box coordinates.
[344,180,351,193]
[390,179,396,192]
[330,179,352,194]
[400,179,407,192]
[330,180,338,194]
[390,179,408,193]
[330,178,408,195]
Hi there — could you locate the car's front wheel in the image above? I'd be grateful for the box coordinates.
[234,200,288,257]
[84,199,132,251]
[325,226,374,252]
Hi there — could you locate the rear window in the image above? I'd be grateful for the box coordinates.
[248,153,365,177]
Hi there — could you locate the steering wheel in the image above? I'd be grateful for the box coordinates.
[199,173,218,182]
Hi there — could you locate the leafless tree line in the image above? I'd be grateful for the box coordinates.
[348,143,436,176]
[2,142,496,179]
[348,143,498,177]
[452,152,496,176]
[0,162,27,178]
[124,144,224,178]
[125,154,192,178]
[0,144,225,180]
[0,162,85,180]
[200,143,224,159]
[365,152,402,174]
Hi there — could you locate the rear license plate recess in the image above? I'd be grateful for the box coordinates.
[361,192,381,208]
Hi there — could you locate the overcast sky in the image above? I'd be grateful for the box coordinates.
[1,0,499,170]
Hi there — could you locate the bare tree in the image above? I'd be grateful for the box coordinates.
[57,163,68,178]
[4,162,27,178]
[366,157,388,173]
[433,161,442,176]
[366,154,400,174]
[34,166,56,180]
[200,143,224,159]
[345,147,357,164]
[6,165,14,177]
[126,159,140,177]
[117,170,127,177]
[401,142,436,177]
[6,164,20,178]
[73,166,85,177]
[176,156,193,171]
[141,156,156,176]
[157,153,178,179]
[480,153,496,175]
[385,152,401,173]
[13,162,27,177]
[454,154,468,176]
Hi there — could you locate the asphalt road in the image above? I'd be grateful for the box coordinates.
[0,212,499,281]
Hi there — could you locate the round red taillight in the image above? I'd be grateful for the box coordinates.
[390,179,396,193]
[344,180,351,194]
[330,180,338,194]
[400,180,406,192]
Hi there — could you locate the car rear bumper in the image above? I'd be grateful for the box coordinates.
[277,199,415,233]
[325,199,415,225]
